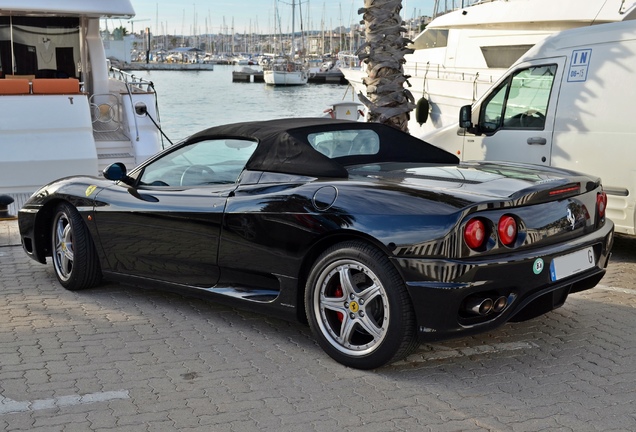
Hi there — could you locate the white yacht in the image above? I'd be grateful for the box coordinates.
[342,0,636,138]
[0,0,164,201]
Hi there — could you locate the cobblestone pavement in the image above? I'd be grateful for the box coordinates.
[1,219,636,431]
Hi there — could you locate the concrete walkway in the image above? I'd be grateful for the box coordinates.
[2,217,636,431]
[0,219,19,248]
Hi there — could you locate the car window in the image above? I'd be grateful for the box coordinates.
[138,138,258,187]
[307,129,380,158]
[480,64,556,133]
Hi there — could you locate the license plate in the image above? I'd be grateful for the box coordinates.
[550,247,595,282]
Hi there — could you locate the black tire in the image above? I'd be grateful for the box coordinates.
[51,202,102,291]
[305,241,419,369]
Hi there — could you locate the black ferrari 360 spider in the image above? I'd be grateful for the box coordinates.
[18,118,614,369]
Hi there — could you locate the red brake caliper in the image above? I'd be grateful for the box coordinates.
[335,286,344,322]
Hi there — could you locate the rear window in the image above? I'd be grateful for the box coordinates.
[307,129,380,158]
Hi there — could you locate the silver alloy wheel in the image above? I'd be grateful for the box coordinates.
[313,259,390,356]
[53,211,74,282]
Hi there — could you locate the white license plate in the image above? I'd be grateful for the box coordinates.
[550,247,595,282]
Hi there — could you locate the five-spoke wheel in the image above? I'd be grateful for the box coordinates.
[305,241,418,369]
[51,202,102,291]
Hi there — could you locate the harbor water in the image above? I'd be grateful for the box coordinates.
[126,64,359,143]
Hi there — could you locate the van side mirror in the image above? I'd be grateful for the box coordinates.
[459,105,472,129]
[459,105,481,135]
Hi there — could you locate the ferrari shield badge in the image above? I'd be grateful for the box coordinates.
[85,185,97,197]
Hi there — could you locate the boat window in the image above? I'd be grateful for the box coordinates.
[481,45,534,69]
[0,16,79,78]
[308,129,380,158]
[479,64,557,133]
[138,139,258,187]
[410,29,449,50]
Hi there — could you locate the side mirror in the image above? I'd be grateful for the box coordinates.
[103,162,131,183]
[459,105,473,129]
[459,105,482,135]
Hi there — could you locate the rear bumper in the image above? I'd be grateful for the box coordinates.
[392,221,614,342]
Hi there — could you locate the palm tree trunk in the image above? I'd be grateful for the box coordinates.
[357,0,415,132]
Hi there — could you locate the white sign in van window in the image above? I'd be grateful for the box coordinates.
[567,49,592,82]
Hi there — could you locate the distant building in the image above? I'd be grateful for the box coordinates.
[103,35,136,64]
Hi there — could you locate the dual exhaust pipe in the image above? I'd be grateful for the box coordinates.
[465,295,508,316]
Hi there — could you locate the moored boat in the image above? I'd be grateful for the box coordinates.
[263,57,309,85]
[263,0,308,86]
[0,0,165,196]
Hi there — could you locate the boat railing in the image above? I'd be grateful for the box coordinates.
[108,67,156,93]
[345,57,500,84]
[89,93,125,137]
[108,67,160,143]
[404,61,501,84]
[337,51,361,70]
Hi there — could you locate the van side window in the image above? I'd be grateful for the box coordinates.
[479,64,557,133]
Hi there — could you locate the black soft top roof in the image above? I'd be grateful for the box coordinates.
[186,117,459,178]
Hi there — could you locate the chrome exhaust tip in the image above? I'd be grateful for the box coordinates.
[465,297,494,316]
[493,296,508,313]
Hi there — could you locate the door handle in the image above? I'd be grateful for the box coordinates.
[527,137,547,145]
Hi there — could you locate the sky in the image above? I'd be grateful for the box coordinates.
[123,0,437,35]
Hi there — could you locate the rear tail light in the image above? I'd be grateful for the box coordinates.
[464,218,486,250]
[498,215,517,246]
[597,191,607,219]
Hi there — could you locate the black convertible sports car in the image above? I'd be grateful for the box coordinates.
[19,118,614,369]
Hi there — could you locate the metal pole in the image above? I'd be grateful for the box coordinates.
[10,15,15,74]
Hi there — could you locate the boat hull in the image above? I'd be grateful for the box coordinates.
[264,70,308,86]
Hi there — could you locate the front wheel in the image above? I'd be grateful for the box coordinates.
[305,241,419,369]
[51,202,102,291]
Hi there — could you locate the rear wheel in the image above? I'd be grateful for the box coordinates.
[305,241,419,369]
[51,202,102,291]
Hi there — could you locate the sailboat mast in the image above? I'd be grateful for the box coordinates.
[291,0,295,57]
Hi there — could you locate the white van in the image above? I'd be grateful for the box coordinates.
[425,20,636,235]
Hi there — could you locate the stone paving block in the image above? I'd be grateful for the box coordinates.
[197,411,247,426]
[166,407,201,428]
[21,426,67,432]
[102,425,147,432]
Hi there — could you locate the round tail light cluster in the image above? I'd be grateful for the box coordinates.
[464,215,518,250]
[464,218,486,250]
[498,215,517,246]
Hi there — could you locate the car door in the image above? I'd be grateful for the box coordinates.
[93,137,258,288]
[462,58,566,165]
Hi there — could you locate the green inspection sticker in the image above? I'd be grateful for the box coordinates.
[533,258,545,275]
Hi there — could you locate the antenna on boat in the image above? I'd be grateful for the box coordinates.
[134,102,174,146]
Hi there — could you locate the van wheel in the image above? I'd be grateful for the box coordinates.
[305,241,419,369]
